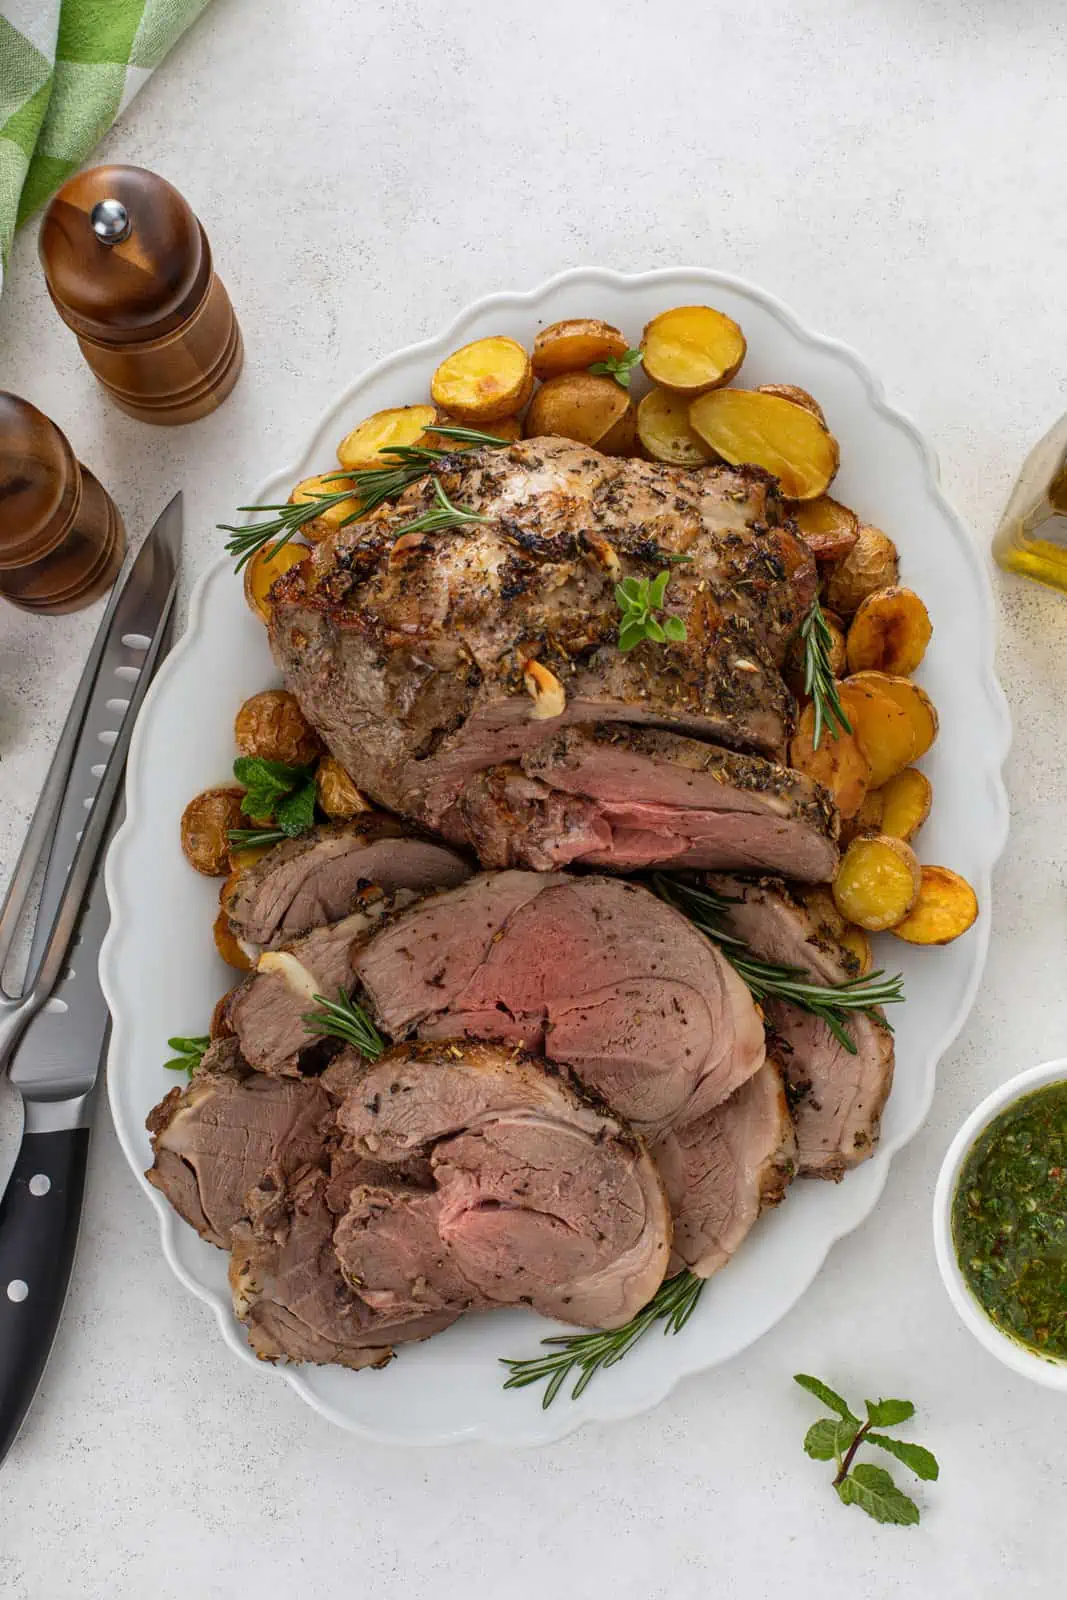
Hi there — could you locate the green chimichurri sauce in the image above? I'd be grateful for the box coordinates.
[952,1083,1067,1360]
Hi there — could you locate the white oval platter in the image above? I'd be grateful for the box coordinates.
[101,266,1011,1447]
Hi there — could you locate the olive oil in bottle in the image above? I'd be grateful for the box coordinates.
[993,414,1067,591]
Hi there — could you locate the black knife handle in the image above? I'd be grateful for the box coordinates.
[0,1126,90,1465]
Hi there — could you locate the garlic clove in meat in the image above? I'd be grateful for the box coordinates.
[523,658,566,721]
[257,950,321,1001]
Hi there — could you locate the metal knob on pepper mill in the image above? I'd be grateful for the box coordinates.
[0,393,125,614]
[38,163,243,425]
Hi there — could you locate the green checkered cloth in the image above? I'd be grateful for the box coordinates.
[0,0,211,287]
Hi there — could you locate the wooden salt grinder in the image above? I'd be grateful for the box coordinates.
[0,393,125,614]
[38,164,243,425]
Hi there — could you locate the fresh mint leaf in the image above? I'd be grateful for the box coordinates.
[588,348,643,389]
[164,1035,210,1077]
[865,1398,915,1428]
[233,755,316,828]
[793,1374,858,1423]
[836,1463,920,1526]
[804,1419,853,1461]
[275,776,317,837]
[867,1433,939,1481]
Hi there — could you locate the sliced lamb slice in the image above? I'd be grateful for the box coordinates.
[450,725,839,879]
[229,1168,455,1369]
[225,887,416,1076]
[145,1043,332,1246]
[335,1040,672,1329]
[651,1059,795,1277]
[226,814,471,950]
[705,874,894,1178]
[353,872,766,1133]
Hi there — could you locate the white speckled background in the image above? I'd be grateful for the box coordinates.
[1,0,1066,1593]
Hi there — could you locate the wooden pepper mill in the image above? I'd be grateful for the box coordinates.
[38,164,243,425]
[0,394,125,613]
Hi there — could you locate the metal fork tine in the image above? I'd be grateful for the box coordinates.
[0,577,123,1001]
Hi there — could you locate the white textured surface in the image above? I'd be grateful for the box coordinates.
[0,0,1064,1591]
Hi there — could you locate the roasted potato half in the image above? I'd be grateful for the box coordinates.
[336,405,438,471]
[525,372,636,454]
[689,388,839,500]
[891,866,978,945]
[243,539,311,623]
[756,384,827,427]
[840,786,885,845]
[789,700,871,818]
[641,305,746,396]
[846,585,932,676]
[234,690,321,767]
[878,767,933,842]
[288,473,360,542]
[430,337,534,423]
[636,386,714,466]
[316,755,372,819]
[783,607,846,700]
[846,672,938,776]
[532,319,629,379]
[790,496,859,562]
[822,525,899,616]
[181,787,246,877]
[832,834,922,931]
[214,907,253,972]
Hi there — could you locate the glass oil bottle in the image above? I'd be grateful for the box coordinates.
[993,414,1067,591]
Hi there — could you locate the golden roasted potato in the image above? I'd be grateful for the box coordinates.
[641,305,746,396]
[531,319,629,379]
[525,372,636,454]
[789,496,859,562]
[840,785,885,844]
[845,585,932,676]
[891,866,979,945]
[181,787,246,877]
[243,539,311,623]
[426,413,522,447]
[838,924,874,976]
[213,907,253,972]
[878,767,933,842]
[838,676,923,788]
[783,608,846,699]
[846,672,938,772]
[234,689,321,767]
[757,384,827,427]
[288,473,360,542]
[689,388,839,500]
[430,337,534,423]
[315,755,372,819]
[636,386,714,466]
[211,990,236,1040]
[336,405,438,471]
[822,525,899,616]
[228,841,275,874]
[789,700,871,818]
[797,884,848,939]
[832,834,922,931]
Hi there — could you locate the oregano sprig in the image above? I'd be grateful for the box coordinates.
[801,594,851,750]
[588,348,643,389]
[616,570,688,651]
[163,1035,210,1078]
[795,1375,939,1525]
[501,1270,704,1408]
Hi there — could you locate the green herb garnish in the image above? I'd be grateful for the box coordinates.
[501,1269,703,1408]
[164,1035,210,1077]
[801,594,851,750]
[795,1375,939,1525]
[226,828,291,850]
[393,478,489,536]
[652,876,904,1054]
[302,988,385,1058]
[615,571,688,651]
[588,348,643,389]
[220,428,508,571]
[230,756,317,840]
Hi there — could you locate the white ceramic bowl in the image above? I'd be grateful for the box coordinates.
[933,1058,1067,1388]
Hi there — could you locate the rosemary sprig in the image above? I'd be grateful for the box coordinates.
[801,594,851,750]
[302,988,385,1059]
[219,427,509,571]
[226,827,291,850]
[393,478,488,536]
[652,876,904,1055]
[501,1269,704,1408]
